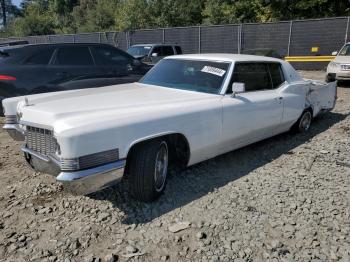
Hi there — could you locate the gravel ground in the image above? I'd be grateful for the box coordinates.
[0,71,349,262]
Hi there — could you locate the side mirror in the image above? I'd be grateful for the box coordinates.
[231,82,245,97]
[151,53,159,57]
[332,51,338,56]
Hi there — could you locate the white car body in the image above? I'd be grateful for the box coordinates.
[327,42,350,81]
[2,54,337,195]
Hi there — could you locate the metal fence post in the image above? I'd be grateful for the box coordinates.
[126,31,130,48]
[345,17,350,43]
[73,34,75,43]
[162,28,165,44]
[198,26,201,54]
[287,20,293,56]
[238,24,243,54]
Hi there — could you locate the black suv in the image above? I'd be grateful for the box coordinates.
[0,43,151,105]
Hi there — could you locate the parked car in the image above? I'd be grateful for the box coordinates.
[127,43,182,64]
[242,48,283,59]
[0,40,29,47]
[0,43,151,113]
[326,42,350,82]
[3,54,337,202]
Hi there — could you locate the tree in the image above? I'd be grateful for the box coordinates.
[148,0,204,28]
[260,0,350,21]
[115,0,150,31]
[11,1,55,36]
[202,0,263,25]
[0,0,20,27]
[1,0,6,26]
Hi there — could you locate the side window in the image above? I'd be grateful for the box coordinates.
[230,63,272,92]
[25,49,54,65]
[54,47,93,66]
[151,46,161,56]
[92,46,132,66]
[162,46,174,56]
[175,46,183,54]
[268,63,285,88]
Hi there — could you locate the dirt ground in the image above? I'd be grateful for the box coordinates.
[0,71,349,262]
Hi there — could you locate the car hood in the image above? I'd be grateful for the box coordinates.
[333,56,350,63]
[16,83,219,132]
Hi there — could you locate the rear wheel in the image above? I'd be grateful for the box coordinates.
[128,139,169,202]
[292,110,312,133]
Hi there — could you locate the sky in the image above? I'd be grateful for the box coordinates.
[12,0,22,7]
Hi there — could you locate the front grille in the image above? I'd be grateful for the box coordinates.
[5,115,17,124]
[26,126,58,156]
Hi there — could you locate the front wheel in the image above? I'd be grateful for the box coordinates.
[128,139,169,202]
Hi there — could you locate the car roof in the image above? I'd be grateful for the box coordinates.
[8,42,116,49]
[166,53,284,63]
[130,43,178,47]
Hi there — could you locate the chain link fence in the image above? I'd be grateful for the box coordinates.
[1,17,349,70]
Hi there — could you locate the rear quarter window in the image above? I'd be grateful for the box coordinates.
[24,49,54,65]
[268,63,285,88]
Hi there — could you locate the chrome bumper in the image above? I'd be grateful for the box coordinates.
[22,147,125,195]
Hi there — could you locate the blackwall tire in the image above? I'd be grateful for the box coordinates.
[128,139,169,202]
[292,110,312,133]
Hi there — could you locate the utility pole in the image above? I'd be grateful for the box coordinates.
[0,0,6,27]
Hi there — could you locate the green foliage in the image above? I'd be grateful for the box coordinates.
[1,0,350,37]
[202,0,263,24]
[8,1,55,36]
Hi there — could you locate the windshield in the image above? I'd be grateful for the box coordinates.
[339,44,350,56]
[127,46,151,57]
[140,59,230,94]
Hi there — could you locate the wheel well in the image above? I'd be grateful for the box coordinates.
[304,106,313,117]
[124,134,190,175]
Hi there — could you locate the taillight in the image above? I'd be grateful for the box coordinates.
[0,75,16,81]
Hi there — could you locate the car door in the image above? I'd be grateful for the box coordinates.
[48,46,97,89]
[91,45,145,85]
[220,62,285,153]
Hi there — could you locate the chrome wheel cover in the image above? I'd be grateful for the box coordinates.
[300,111,312,131]
[154,141,168,192]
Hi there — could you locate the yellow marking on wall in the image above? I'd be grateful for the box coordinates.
[311,47,319,52]
[285,56,335,62]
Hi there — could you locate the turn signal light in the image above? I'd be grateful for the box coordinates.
[0,75,16,80]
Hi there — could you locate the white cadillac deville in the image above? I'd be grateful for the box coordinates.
[2,54,337,202]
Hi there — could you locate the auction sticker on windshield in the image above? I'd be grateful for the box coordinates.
[201,66,226,77]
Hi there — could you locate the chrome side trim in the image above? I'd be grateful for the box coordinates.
[3,124,25,141]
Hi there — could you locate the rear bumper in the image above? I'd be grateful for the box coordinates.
[22,146,125,195]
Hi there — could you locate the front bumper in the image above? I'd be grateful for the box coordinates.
[327,69,350,81]
[22,146,125,195]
